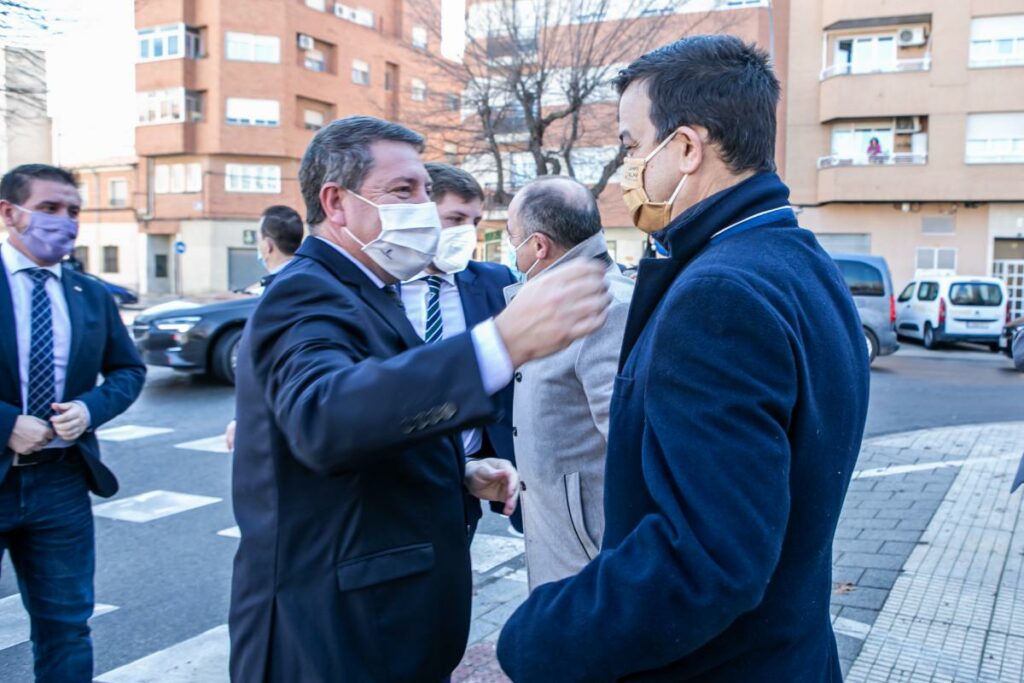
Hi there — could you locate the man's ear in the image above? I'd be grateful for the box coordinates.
[534,232,553,261]
[0,200,18,230]
[319,183,347,228]
[674,125,705,176]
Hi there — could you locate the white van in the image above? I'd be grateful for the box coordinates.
[896,276,1009,350]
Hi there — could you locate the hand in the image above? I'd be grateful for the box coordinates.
[225,420,237,451]
[8,415,54,454]
[464,458,520,516]
[50,402,89,442]
[495,260,610,368]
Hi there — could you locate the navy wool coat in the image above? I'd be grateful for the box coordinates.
[497,172,870,682]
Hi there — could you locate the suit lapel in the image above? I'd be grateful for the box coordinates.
[0,267,19,397]
[60,268,86,399]
[619,257,683,372]
[455,267,488,327]
[296,238,423,350]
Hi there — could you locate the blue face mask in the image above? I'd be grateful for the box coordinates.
[505,232,539,283]
[653,239,669,257]
[256,248,267,269]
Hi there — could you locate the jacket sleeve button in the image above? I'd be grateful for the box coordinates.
[514,371,522,382]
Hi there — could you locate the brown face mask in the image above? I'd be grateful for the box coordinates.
[620,132,688,234]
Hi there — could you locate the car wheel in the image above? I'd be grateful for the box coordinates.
[988,342,1001,353]
[923,323,938,350]
[212,328,243,386]
[864,328,878,365]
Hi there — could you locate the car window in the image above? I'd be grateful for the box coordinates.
[835,260,885,297]
[898,283,915,302]
[917,282,939,301]
[949,283,1003,307]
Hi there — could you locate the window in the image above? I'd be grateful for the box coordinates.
[225,98,280,126]
[411,78,426,101]
[334,3,375,28]
[154,254,168,278]
[898,283,915,302]
[830,126,894,164]
[917,281,939,301]
[78,182,89,208]
[950,283,1003,306]
[412,25,428,49]
[833,35,897,76]
[108,179,128,207]
[137,88,203,125]
[922,216,955,235]
[723,0,766,6]
[137,24,201,62]
[304,109,325,130]
[225,164,282,193]
[965,112,1024,163]
[446,94,460,112]
[73,246,89,269]
[815,232,871,255]
[226,32,280,63]
[155,163,201,194]
[306,0,326,9]
[835,260,885,297]
[103,246,119,274]
[916,248,957,272]
[970,15,1024,68]
[304,49,326,72]
[352,59,370,85]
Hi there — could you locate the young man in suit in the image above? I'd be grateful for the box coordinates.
[228,116,610,682]
[498,36,870,682]
[402,163,520,535]
[0,164,146,681]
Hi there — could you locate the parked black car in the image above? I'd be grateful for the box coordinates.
[1002,315,1023,365]
[132,288,260,384]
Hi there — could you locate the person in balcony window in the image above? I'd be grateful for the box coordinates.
[867,137,885,164]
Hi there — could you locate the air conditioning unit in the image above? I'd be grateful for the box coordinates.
[897,26,927,47]
[895,116,923,134]
[297,34,314,50]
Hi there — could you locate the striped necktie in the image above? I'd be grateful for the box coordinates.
[424,275,444,343]
[25,268,57,420]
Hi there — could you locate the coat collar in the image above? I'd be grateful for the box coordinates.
[619,172,792,370]
[295,236,422,350]
[503,232,612,304]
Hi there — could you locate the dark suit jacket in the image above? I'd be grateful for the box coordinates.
[498,173,870,681]
[0,263,146,497]
[455,261,518,524]
[229,237,503,682]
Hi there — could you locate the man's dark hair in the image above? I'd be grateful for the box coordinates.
[0,164,79,205]
[516,176,602,250]
[425,163,484,203]
[260,205,304,255]
[613,35,780,174]
[299,115,424,227]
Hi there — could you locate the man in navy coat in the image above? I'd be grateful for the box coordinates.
[404,163,520,534]
[228,116,610,682]
[497,36,870,682]
[0,164,145,681]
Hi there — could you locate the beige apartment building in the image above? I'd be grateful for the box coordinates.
[787,0,1024,318]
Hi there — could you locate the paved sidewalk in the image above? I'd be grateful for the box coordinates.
[454,422,1024,682]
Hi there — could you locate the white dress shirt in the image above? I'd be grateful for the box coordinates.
[401,273,483,456]
[1,239,82,447]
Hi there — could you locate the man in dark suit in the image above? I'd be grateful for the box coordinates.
[228,116,610,682]
[403,163,519,535]
[0,164,146,681]
[498,36,870,682]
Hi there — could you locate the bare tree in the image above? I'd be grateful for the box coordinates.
[405,0,731,206]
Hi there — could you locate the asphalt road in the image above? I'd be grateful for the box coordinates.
[0,342,1019,681]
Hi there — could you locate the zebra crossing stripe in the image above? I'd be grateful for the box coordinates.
[217,526,240,538]
[95,624,229,683]
[174,436,230,453]
[97,425,174,442]
[93,491,221,523]
[0,595,117,651]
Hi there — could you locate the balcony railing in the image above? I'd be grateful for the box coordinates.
[817,153,928,169]
[965,153,1024,164]
[970,55,1024,69]
[820,57,931,81]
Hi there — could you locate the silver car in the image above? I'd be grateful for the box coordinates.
[832,253,900,364]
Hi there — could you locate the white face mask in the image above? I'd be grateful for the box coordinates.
[432,224,477,274]
[346,192,442,281]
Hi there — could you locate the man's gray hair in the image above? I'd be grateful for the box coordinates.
[516,176,602,250]
[299,115,425,227]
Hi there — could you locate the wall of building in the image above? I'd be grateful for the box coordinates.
[177,217,263,293]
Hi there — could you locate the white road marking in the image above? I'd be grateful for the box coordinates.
[0,595,117,651]
[852,452,1020,480]
[173,436,230,454]
[95,624,229,683]
[97,425,174,442]
[832,615,871,640]
[93,491,221,523]
[471,534,524,574]
[216,526,240,538]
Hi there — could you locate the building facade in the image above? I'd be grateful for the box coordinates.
[786,0,1024,318]
[0,47,52,177]
[133,0,451,294]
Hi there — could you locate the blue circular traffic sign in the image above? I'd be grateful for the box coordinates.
[174,241,186,255]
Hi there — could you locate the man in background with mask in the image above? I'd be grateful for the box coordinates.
[504,176,633,590]
[0,164,145,681]
[402,163,520,537]
[228,116,610,682]
[498,36,869,682]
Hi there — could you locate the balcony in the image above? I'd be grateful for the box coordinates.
[819,69,931,122]
[820,56,930,81]
[818,152,927,169]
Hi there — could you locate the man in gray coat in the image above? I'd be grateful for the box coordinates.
[504,176,635,590]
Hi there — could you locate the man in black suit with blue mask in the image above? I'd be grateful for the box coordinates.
[228,116,610,682]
